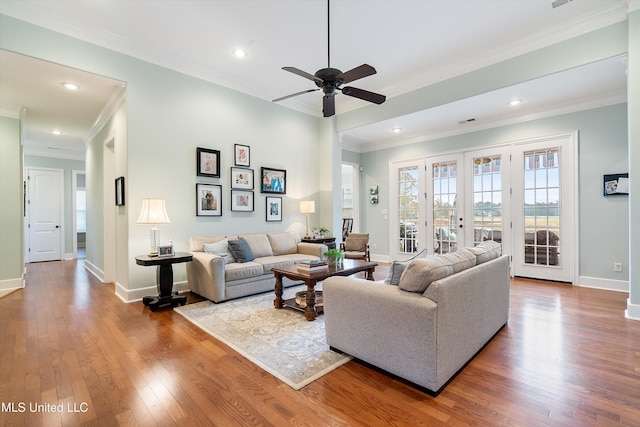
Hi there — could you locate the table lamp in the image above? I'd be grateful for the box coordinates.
[136,198,170,256]
[299,200,315,239]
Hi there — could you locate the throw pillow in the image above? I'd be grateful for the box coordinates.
[467,240,502,264]
[203,238,236,263]
[384,249,427,285]
[398,256,454,293]
[227,238,255,263]
[267,231,299,255]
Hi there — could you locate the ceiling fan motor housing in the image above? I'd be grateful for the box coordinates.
[315,67,343,93]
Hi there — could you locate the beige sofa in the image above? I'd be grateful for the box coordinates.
[323,241,510,394]
[186,231,327,303]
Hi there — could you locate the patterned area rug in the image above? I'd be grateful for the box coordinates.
[174,285,351,390]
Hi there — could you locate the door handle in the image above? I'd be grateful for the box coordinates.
[55,225,60,228]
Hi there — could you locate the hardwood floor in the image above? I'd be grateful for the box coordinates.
[1,260,639,426]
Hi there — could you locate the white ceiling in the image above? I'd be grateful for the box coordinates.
[0,0,630,156]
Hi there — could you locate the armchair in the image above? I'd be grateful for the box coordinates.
[340,232,370,262]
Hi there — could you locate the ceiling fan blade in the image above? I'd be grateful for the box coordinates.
[341,86,386,104]
[272,88,319,103]
[323,94,335,117]
[282,66,322,83]
[337,64,377,84]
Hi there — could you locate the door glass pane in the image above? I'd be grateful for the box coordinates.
[432,161,457,254]
[523,148,560,266]
[399,166,418,253]
[472,156,502,245]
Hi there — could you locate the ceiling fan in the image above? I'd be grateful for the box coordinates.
[272,0,386,117]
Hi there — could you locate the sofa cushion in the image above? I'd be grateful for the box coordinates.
[255,256,295,273]
[267,231,299,255]
[203,238,236,263]
[234,233,274,258]
[467,240,502,264]
[189,235,225,252]
[399,256,454,293]
[225,262,264,281]
[228,238,255,263]
[385,249,427,285]
[441,248,476,273]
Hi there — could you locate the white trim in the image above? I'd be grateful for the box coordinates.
[84,260,104,282]
[0,276,25,291]
[85,82,126,147]
[625,299,640,321]
[115,281,189,303]
[578,276,629,293]
[341,161,360,232]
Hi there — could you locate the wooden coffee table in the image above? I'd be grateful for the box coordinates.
[273,259,377,321]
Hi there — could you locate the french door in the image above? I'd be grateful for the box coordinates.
[391,133,576,283]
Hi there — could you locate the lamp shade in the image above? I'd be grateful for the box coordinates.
[136,198,171,224]
[299,200,316,214]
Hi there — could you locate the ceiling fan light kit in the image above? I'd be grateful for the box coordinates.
[272,0,385,117]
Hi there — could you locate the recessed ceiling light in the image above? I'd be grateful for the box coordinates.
[51,129,63,135]
[233,48,247,58]
[391,127,403,133]
[508,99,522,106]
[61,82,79,90]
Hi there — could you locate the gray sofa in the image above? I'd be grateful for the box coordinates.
[186,231,327,303]
[323,241,510,394]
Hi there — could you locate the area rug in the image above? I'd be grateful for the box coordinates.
[174,285,351,390]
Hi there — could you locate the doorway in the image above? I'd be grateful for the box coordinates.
[390,132,577,283]
[26,167,64,262]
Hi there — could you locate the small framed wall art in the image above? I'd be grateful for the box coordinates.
[115,176,125,206]
[234,144,250,167]
[604,173,629,196]
[261,167,286,194]
[266,196,282,222]
[197,147,221,178]
[230,167,254,189]
[196,183,222,216]
[231,190,254,211]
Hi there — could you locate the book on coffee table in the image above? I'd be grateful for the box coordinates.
[297,260,328,271]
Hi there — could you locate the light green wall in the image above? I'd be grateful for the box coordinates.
[351,103,629,282]
[0,116,23,289]
[0,14,323,296]
[24,155,84,256]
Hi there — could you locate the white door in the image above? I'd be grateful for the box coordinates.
[390,158,426,259]
[511,133,577,283]
[463,147,512,258]
[426,154,465,254]
[27,168,63,262]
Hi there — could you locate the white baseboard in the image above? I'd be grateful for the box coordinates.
[115,280,189,303]
[577,276,629,293]
[0,276,25,291]
[84,260,104,282]
[625,299,640,321]
[64,252,75,260]
[370,254,391,264]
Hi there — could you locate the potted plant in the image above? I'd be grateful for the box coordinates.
[323,248,344,266]
[313,226,330,238]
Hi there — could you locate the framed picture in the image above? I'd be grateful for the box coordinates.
[196,183,222,216]
[157,245,174,257]
[261,167,286,194]
[230,167,254,189]
[115,176,125,206]
[604,173,629,196]
[197,147,220,178]
[231,190,254,211]
[266,196,282,222]
[234,144,250,167]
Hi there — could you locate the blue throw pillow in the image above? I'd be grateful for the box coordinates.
[385,249,426,285]
[227,238,255,263]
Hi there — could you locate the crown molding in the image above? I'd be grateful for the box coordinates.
[85,82,127,147]
[344,92,627,154]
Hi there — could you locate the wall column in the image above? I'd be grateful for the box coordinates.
[626,2,640,320]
